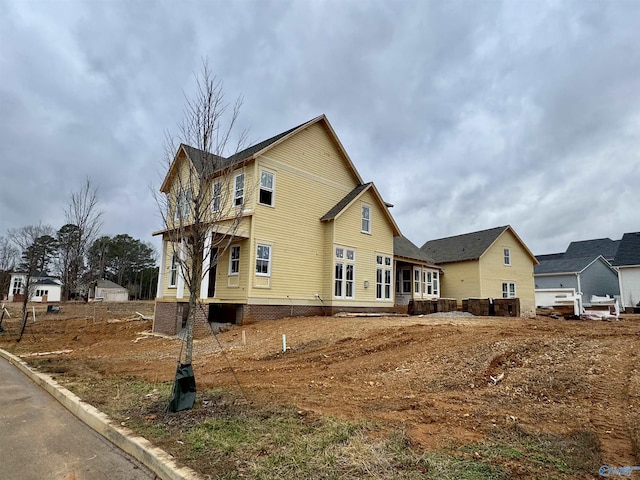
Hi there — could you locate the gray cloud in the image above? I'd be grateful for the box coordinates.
[1,0,639,258]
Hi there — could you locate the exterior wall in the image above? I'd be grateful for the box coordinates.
[245,122,361,306]
[438,261,481,301]
[331,188,395,307]
[8,274,62,302]
[95,287,128,302]
[534,273,578,290]
[208,238,250,301]
[580,260,620,303]
[619,266,640,309]
[478,230,536,317]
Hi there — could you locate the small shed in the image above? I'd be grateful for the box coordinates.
[93,279,129,302]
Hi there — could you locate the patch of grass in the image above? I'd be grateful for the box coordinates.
[458,424,601,479]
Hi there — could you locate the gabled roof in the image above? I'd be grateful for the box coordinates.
[320,183,401,237]
[421,225,534,264]
[161,114,364,192]
[565,238,620,262]
[32,278,61,286]
[96,279,127,289]
[394,236,439,267]
[534,255,611,275]
[612,232,640,267]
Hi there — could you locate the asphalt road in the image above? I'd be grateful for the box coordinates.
[0,356,156,480]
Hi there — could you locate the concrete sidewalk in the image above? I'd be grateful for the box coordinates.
[0,349,202,480]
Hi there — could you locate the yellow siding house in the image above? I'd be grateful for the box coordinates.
[153,115,406,334]
[421,226,538,317]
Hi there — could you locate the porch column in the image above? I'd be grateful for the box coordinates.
[200,231,212,299]
[176,239,185,299]
[156,240,167,299]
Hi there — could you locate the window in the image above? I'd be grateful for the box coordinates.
[212,181,222,212]
[174,189,191,220]
[256,244,271,276]
[234,173,244,206]
[229,245,240,275]
[335,247,355,298]
[504,248,511,266]
[169,253,178,287]
[259,171,274,206]
[12,277,22,295]
[376,255,392,300]
[414,269,421,294]
[361,205,371,233]
[433,272,439,296]
[502,282,516,298]
[396,268,412,294]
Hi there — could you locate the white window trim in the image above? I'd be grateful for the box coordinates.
[258,170,275,207]
[256,243,271,277]
[234,173,245,207]
[502,282,516,298]
[376,254,393,301]
[504,248,511,266]
[228,244,240,276]
[169,253,178,287]
[212,181,222,213]
[361,204,371,234]
[335,246,356,299]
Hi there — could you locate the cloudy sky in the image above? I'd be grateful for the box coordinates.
[2,0,639,257]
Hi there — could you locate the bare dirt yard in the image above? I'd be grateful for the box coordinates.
[1,301,639,479]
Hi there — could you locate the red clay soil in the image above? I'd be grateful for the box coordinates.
[2,302,639,467]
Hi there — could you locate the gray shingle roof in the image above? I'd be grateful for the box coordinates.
[320,183,370,221]
[612,232,640,266]
[565,238,619,262]
[182,118,316,178]
[534,255,602,275]
[96,279,127,289]
[394,236,438,266]
[420,226,509,263]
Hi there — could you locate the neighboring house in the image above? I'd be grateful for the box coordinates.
[7,272,62,303]
[612,232,640,311]
[91,279,129,302]
[393,235,441,306]
[564,238,620,263]
[420,225,538,317]
[534,255,619,310]
[154,114,409,334]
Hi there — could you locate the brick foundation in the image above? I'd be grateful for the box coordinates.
[408,298,457,315]
[462,298,521,317]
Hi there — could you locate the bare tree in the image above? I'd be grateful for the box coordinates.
[62,178,103,299]
[7,223,57,339]
[155,60,248,397]
[0,235,19,299]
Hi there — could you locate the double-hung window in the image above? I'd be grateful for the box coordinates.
[376,255,393,300]
[335,247,355,298]
[229,245,240,275]
[504,248,511,266]
[234,173,244,206]
[433,271,439,296]
[256,244,271,276]
[414,269,421,295]
[174,189,191,221]
[169,253,179,287]
[212,181,222,212]
[502,282,516,298]
[259,171,274,206]
[12,277,22,295]
[361,205,371,233]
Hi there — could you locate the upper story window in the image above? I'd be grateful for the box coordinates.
[234,173,244,207]
[259,171,274,206]
[256,244,271,276]
[229,245,240,275]
[361,205,371,233]
[175,189,191,221]
[212,181,222,213]
[504,248,511,266]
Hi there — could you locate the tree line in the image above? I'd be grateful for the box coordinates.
[0,179,158,306]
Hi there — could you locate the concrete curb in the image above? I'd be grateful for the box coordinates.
[0,349,202,480]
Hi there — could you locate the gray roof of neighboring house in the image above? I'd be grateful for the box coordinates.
[420,226,509,264]
[96,279,127,290]
[565,238,620,262]
[320,183,371,221]
[32,278,61,286]
[394,236,438,266]
[534,255,605,275]
[612,232,640,266]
